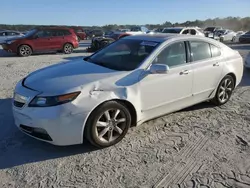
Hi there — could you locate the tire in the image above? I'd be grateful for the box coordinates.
[77,36,81,42]
[84,101,131,148]
[232,37,236,42]
[63,43,73,54]
[212,75,235,106]
[18,45,32,57]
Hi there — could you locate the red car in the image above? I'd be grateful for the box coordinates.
[71,27,87,41]
[2,27,79,57]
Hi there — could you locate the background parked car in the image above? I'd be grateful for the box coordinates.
[213,29,236,42]
[239,31,250,43]
[71,26,87,41]
[87,29,104,39]
[1,27,79,57]
[203,26,223,38]
[0,30,24,44]
[234,31,246,42]
[162,27,205,36]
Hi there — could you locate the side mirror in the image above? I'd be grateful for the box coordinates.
[149,64,169,74]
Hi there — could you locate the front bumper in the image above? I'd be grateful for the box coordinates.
[12,81,89,146]
[1,43,18,53]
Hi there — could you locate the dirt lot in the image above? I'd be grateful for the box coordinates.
[0,41,250,188]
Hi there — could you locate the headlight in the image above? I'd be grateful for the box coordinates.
[6,40,16,44]
[29,91,80,107]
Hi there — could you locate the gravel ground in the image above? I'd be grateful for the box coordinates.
[0,41,250,188]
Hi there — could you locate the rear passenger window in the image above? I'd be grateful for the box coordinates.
[63,30,71,35]
[210,44,221,57]
[190,29,196,35]
[182,30,189,34]
[190,41,211,61]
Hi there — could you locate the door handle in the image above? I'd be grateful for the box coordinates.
[180,70,190,75]
[213,62,219,66]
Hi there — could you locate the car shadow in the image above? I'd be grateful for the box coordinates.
[239,68,250,87]
[0,98,99,169]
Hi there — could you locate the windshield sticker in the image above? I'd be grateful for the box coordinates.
[140,41,158,46]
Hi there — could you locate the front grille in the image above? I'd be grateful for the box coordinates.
[20,124,53,141]
[14,100,25,108]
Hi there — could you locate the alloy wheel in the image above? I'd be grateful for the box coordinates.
[19,45,31,56]
[64,44,73,54]
[95,109,127,144]
[218,78,233,103]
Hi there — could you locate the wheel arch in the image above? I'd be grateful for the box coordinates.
[226,72,237,88]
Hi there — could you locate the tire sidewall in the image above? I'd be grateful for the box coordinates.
[85,101,131,148]
[18,45,32,57]
[63,43,73,54]
[214,75,235,105]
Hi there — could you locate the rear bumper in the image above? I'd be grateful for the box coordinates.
[72,41,79,49]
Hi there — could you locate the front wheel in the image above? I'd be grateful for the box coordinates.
[212,75,235,105]
[232,37,236,42]
[18,45,32,57]
[63,43,73,54]
[84,101,131,148]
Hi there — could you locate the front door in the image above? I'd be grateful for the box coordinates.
[189,40,223,100]
[31,30,52,51]
[139,41,193,119]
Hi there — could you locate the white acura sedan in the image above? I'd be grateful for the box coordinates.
[13,34,243,148]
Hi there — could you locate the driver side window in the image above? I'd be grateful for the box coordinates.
[35,30,52,38]
[153,42,187,68]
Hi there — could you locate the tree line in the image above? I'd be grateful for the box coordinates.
[1,17,250,32]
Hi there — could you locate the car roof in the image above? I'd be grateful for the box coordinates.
[124,33,223,44]
[36,27,71,30]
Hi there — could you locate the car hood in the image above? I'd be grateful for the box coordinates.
[24,60,129,95]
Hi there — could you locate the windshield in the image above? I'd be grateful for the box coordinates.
[162,28,182,33]
[85,39,160,71]
[24,29,37,37]
[216,30,226,34]
[246,31,250,34]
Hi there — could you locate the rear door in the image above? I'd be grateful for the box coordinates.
[189,40,223,100]
[49,29,65,50]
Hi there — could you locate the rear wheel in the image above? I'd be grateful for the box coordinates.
[212,75,235,105]
[18,45,32,57]
[232,37,236,42]
[84,101,131,148]
[63,43,73,54]
[77,36,81,42]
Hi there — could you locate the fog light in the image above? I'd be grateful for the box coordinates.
[33,128,47,134]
